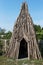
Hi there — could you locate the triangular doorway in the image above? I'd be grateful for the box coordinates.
[18,38,28,59]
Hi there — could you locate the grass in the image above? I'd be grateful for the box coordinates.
[0,56,43,65]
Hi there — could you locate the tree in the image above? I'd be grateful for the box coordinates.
[3,31,12,39]
[5,31,12,39]
[34,25,41,32]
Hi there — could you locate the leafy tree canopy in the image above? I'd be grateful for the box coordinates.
[34,25,41,32]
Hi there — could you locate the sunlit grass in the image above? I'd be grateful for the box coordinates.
[0,56,43,65]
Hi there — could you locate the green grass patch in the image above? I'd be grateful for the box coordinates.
[0,56,43,65]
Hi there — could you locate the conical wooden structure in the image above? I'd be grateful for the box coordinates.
[7,3,41,59]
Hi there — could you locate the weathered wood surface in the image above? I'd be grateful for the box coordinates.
[6,3,42,59]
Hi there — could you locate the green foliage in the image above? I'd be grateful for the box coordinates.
[36,34,43,40]
[1,31,12,39]
[0,56,43,65]
[0,30,12,55]
[34,25,41,32]
[41,34,43,39]
[39,41,43,58]
[34,24,43,39]
[5,31,12,39]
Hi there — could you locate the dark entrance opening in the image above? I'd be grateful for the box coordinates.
[18,38,28,59]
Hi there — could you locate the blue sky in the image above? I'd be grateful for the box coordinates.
[0,0,43,31]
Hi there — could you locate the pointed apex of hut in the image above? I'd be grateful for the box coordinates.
[21,2,28,13]
[22,2,28,9]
